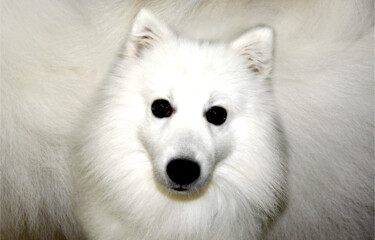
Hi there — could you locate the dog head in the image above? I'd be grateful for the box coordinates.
[113,9,279,194]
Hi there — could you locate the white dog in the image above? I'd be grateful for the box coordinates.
[2,1,373,239]
[71,9,286,240]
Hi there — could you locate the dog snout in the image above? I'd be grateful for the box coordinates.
[166,159,200,188]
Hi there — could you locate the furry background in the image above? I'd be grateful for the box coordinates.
[1,1,374,239]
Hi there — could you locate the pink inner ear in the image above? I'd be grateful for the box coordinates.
[133,30,158,57]
[126,9,174,58]
[230,27,274,75]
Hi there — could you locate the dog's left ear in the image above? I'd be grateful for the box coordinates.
[126,8,174,58]
[230,26,274,77]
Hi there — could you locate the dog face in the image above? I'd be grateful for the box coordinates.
[73,9,286,239]
[115,9,277,194]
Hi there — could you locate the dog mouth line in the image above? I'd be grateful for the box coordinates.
[170,183,195,192]
[173,186,187,192]
[169,182,199,193]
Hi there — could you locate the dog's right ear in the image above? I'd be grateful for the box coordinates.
[126,9,174,58]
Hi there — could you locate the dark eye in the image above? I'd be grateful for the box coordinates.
[206,106,227,125]
[151,99,173,118]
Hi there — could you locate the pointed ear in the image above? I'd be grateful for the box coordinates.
[230,26,274,76]
[126,9,174,58]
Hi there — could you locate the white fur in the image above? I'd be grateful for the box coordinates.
[72,9,285,240]
[1,1,374,239]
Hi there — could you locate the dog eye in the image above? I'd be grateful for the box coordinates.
[151,99,173,118]
[206,106,227,125]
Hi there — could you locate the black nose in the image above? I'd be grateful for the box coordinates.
[166,159,200,186]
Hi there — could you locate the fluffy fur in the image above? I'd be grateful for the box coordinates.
[72,9,286,240]
[1,0,374,239]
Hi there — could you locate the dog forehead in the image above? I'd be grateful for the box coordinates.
[141,40,251,91]
[158,40,239,75]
